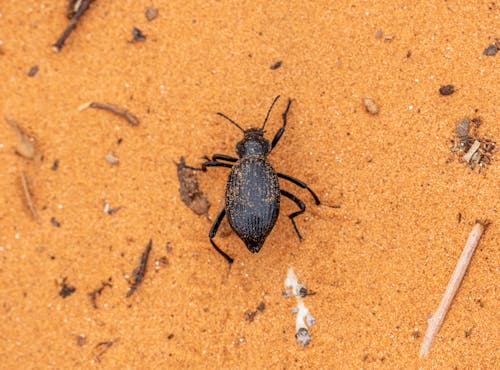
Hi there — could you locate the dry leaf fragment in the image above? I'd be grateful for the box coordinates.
[5,118,35,159]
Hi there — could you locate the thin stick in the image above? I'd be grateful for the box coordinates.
[20,172,40,223]
[79,101,139,126]
[419,221,487,357]
[53,0,93,52]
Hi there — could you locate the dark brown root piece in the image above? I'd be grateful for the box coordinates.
[79,101,139,126]
[53,0,93,52]
[93,338,119,363]
[126,239,152,297]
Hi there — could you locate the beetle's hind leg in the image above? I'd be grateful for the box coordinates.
[277,172,321,205]
[209,208,234,264]
[280,189,306,241]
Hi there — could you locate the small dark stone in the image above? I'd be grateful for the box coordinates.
[483,44,498,56]
[76,334,87,346]
[270,61,282,70]
[256,301,266,312]
[50,217,61,227]
[131,27,147,43]
[439,84,455,96]
[245,310,257,322]
[28,65,39,77]
[145,7,158,21]
[51,159,59,170]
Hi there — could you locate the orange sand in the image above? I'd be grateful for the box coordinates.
[0,1,498,368]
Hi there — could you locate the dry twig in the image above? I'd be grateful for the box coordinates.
[419,221,487,357]
[53,0,93,52]
[20,172,40,222]
[79,101,139,126]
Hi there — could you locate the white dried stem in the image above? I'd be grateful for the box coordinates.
[419,222,486,357]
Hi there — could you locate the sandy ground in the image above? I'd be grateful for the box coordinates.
[0,1,498,368]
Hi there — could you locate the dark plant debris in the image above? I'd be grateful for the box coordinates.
[103,200,122,215]
[483,39,499,56]
[439,84,455,96]
[93,338,119,363]
[145,7,158,21]
[51,159,60,170]
[28,65,39,77]
[464,325,475,338]
[450,116,496,171]
[59,277,76,298]
[176,157,211,216]
[88,277,113,308]
[79,101,139,126]
[131,27,147,43]
[126,239,152,297]
[154,256,168,273]
[270,60,282,70]
[244,301,266,322]
[50,217,61,227]
[53,0,93,52]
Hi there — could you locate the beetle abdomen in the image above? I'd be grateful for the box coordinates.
[225,157,280,253]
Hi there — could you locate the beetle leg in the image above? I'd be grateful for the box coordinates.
[277,173,321,205]
[271,98,293,150]
[209,209,234,264]
[280,189,306,241]
[201,161,233,171]
[211,154,238,163]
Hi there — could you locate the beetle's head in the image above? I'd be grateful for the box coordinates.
[216,95,281,158]
[236,129,270,157]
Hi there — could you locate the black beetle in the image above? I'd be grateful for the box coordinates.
[202,96,321,264]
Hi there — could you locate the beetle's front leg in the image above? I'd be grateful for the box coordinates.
[201,153,237,171]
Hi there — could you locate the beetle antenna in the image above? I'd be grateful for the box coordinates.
[217,112,245,133]
[261,95,280,130]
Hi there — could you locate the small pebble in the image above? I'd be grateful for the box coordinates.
[439,84,455,96]
[51,159,59,171]
[270,61,282,70]
[145,7,158,21]
[28,65,39,77]
[131,27,146,43]
[362,97,379,115]
[483,43,498,56]
[105,152,119,165]
[50,217,61,227]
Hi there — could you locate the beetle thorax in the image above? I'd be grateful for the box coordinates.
[236,129,271,157]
